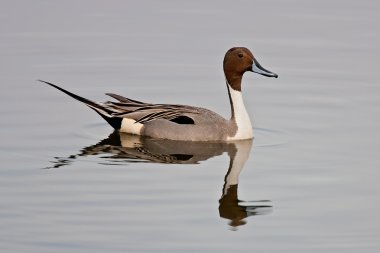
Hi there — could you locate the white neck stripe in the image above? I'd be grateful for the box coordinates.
[227,83,253,140]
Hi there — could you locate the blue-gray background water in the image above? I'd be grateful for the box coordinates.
[1,1,379,252]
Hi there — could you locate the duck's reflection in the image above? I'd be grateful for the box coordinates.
[49,131,272,228]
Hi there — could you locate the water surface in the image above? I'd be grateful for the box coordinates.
[1,1,380,252]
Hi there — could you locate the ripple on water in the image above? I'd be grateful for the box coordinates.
[253,127,289,148]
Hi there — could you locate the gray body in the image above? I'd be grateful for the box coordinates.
[142,107,237,141]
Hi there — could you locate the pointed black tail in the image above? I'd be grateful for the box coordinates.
[39,80,122,130]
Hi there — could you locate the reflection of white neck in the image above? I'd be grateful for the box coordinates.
[227,84,253,141]
[224,140,253,196]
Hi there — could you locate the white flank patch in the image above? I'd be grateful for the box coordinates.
[120,118,143,135]
[227,85,253,141]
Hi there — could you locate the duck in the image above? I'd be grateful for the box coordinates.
[40,47,277,141]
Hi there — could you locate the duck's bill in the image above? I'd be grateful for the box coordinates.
[252,58,278,78]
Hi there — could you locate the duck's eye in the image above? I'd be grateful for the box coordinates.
[238,53,244,58]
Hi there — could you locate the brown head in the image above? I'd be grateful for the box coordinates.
[223,47,278,91]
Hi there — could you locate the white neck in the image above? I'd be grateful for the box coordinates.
[227,83,253,140]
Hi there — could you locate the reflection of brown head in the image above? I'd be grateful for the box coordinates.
[218,183,273,229]
[219,184,248,227]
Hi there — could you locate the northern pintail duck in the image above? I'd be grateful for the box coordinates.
[40,47,277,141]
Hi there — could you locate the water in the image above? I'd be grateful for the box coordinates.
[1,0,380,252]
